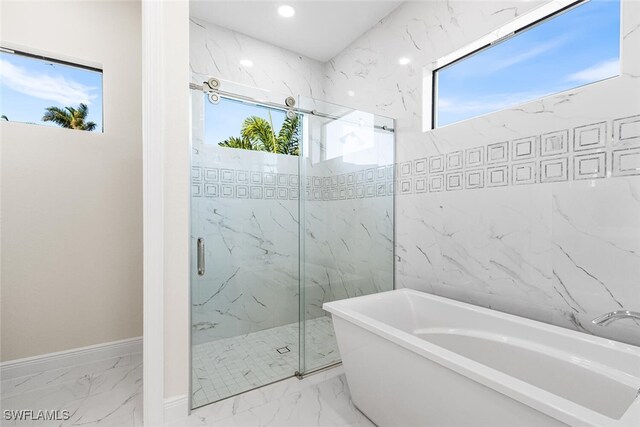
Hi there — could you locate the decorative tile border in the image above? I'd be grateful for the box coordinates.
[574,152,606,180]
[465,169,484,189]
[487,166,508,187]
[396,115,640,195]
[466,146,484,167]
[540,157,568,183]
[574,122,606,152]
[613,115,640,146]
[191,115,640,200]
[512,136,537,161]
[487,141,509,164]
[612,147,640,177]
[191,165,395,201]
[512,161,537,185]
[540,130,569,157]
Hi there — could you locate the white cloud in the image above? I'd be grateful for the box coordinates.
[486,35,571,73]
[566,58,619,84]
[438,89,548,117]
[0,59,97,106]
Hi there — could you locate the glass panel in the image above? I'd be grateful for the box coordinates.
[298,96,395,374]
[190,74,395,406]
[190,77,300,408]
[436,0,620,127]
[0,49,103,131]
[206,97,301,155]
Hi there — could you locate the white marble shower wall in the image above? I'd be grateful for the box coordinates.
[302,152,394,317]
[191,146,300,344]
[190,17,324,345]
[189,17,325,99]
[319,0,640,346]
[190,150,395,344]
[300,99,395,311]
[190,18,395,345]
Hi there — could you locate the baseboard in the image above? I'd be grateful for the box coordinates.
[164,395,189,424]
[0,336,142,380]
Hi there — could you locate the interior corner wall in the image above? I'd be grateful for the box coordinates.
[0,0,142,361]
[189,17,326,98]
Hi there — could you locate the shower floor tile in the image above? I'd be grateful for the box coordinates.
[192,316,339,408]
[173,366,374,427]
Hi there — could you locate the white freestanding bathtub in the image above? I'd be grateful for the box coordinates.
[323,289,640,427]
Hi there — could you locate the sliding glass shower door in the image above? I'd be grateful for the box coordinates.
[190,78,301,408]
[190,76,395,409]
[298,96,395,374]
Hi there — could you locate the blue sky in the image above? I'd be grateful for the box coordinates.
[205,96,286,146]
[437,0,621,127]
[0,51,103,131]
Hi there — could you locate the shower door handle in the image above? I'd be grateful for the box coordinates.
[197,238,205,276]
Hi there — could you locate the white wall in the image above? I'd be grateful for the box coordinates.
[161,0,191,402]
[323,0,640,346]
[0,0,142,362]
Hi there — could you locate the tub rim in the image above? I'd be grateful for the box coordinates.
[323,288,640,427]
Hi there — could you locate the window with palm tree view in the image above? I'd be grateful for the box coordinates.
[206,97,300,156]
[0,49,103,132]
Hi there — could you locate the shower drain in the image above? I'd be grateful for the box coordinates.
[276,346,290,354]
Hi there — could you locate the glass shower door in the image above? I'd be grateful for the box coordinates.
[298,96,395,374]
[189,75,396,408]
[190,77,301,408]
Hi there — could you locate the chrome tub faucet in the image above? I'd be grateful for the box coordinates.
[592,310,640,326]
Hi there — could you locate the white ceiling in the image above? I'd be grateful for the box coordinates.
[189,1,403,62]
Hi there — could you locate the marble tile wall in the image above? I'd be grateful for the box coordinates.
[189,17,324,99]
[191,164,395,201]
[190,1,640,348]
[190,156,394,344]
[320,0,640,346]
[190,144,394,344]
[393,115,640,195]
[190,129,302,344]
[190,18,395,347]
[301,153,394,320]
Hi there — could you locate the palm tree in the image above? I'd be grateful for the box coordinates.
[241,116,277,152]
[276,115,300,155]
[218,136,255,150]
[42,103,97,131]
[219,113,300,156]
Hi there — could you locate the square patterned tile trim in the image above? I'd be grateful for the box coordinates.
[394,114,640,196]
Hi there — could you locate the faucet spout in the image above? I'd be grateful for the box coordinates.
[591,310,640,326]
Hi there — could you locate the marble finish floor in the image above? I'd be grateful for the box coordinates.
[1,352,142,426]
[1,317,343,426]
[174,366,374,427]
[1,352,369,426]
[192,316,340,408]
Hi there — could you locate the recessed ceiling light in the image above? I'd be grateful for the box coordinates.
[278,5,295,18]
[398,57,411,65]
[240,59,253,67]
[347,90,355,97]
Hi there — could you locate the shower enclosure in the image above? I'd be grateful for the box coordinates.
[189,76,395,409]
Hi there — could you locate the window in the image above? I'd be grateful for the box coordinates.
[205,96,301,156]
[0,48,103,132]
[433,0,620,128]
